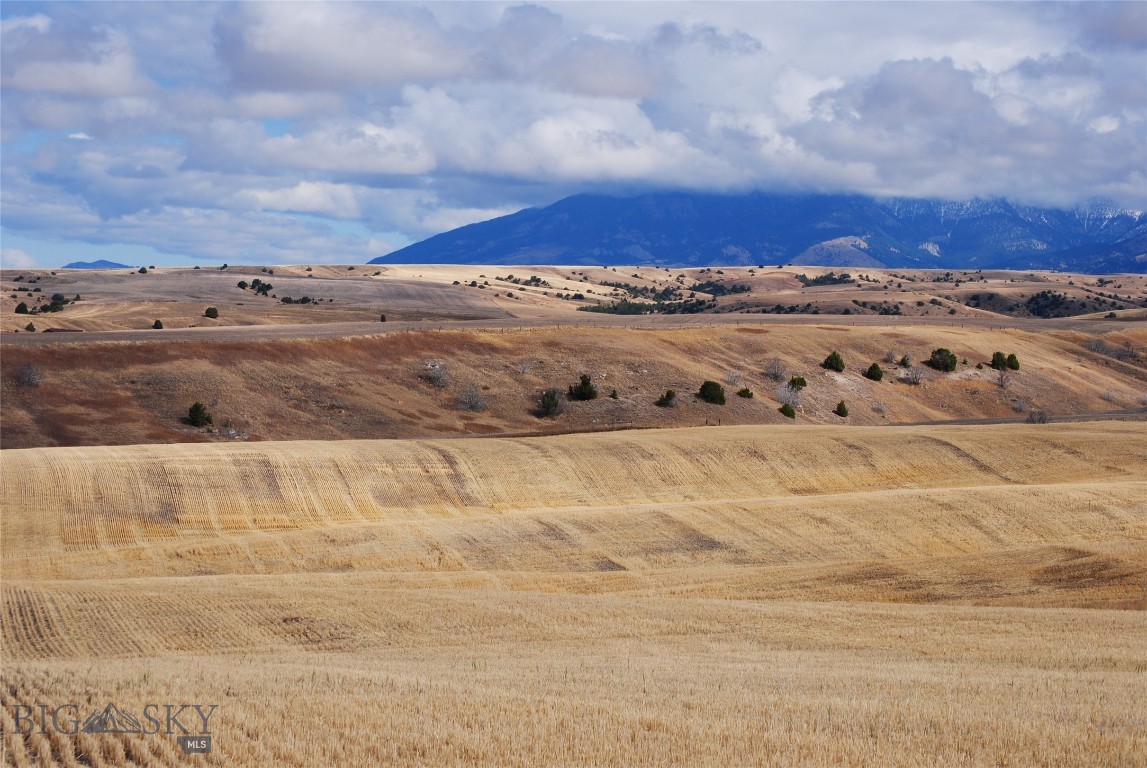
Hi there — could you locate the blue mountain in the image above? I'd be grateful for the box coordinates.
[370,192,1147,273]
[63,260,133,269]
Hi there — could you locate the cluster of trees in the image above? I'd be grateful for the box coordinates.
[990,351,1020,371]
[237,279,273,296]
[13,293,81,316]
[796,272,854,287]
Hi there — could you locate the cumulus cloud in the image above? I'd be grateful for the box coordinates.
[184,119,435,177]
[0,2,1143,264]
[242,181,361,219]
[1,248,39,269]
[213,3,470,90]
[785,56,1146,205]
[1,17,153,98]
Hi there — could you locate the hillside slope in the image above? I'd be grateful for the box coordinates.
[4,422,1144,606]
[4,422,1145,766]
[3,324,1145,448]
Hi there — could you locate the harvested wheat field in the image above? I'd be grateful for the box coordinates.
[3,422,1145,765]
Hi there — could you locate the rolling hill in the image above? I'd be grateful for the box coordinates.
[3,422,1145,766]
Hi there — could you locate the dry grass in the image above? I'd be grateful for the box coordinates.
[2,422,1145,765]
[3,322,1145,448]
[6,265,1146,335]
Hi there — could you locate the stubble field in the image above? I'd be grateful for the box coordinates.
[2,264,1146,765]
[2,422,1145,766]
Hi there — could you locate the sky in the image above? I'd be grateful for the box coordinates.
[1,2,1145,268]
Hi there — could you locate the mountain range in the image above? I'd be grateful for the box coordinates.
[62,260,133,270]
[370,192,1147,273]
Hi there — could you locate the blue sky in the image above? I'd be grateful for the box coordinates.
[2,1,1144,268]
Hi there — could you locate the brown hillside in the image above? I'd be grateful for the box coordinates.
[3,323,1144,448]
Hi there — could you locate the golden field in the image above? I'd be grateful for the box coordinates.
[3,422,1146,766]
[2,265,1145,765]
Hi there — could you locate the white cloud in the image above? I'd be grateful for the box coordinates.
[2,27,153,98]
[232,91,344,119]
[1,2,1144,265]
[0,248,39,269]
[243,181,361,219]
[214,3,470,90]
[1089,115,1120,134]
[1,15,52,36]
[185,119,435,176]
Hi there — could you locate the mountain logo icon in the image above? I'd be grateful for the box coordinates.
[82,704,142,734]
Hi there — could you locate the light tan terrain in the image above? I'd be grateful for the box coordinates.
[2,265,1146,765]
[4,265,1145,335]
[3,422,1146,766]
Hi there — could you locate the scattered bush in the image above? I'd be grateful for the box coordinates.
[24,322,35,332]
[14,302,28,314]
[152,319,164,329]
[736,388,753,399]
[379,314,386,322]
[655,389,677,408]
[1006,353,1020,371]
[976,362,984,369]
[898,354,911,367]
[536,388,563,417]
[864,362,884,381]
[138,267,148,274]
[609,389,618,400]
[567,373,598,401]
[991,351,1008,370]
[1026,410,1049,424]
[421,362,452,388]
[788,376,807,391]
[15,363,43,387]
[237,280,249,290]
[204,307,219,319]
[764,357,787,382]
[1085,338,1140,362]
[905,366,925,385]
[187,402,212,427]
[457,386,487,412]
[698,380,726,405]
[723,371,743,387]
[776,383,802,409]
[822,350,845,372]
[927,348,957,372]
[779,403,796,419]
[834,401,849,417]
[884,350,898,364]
